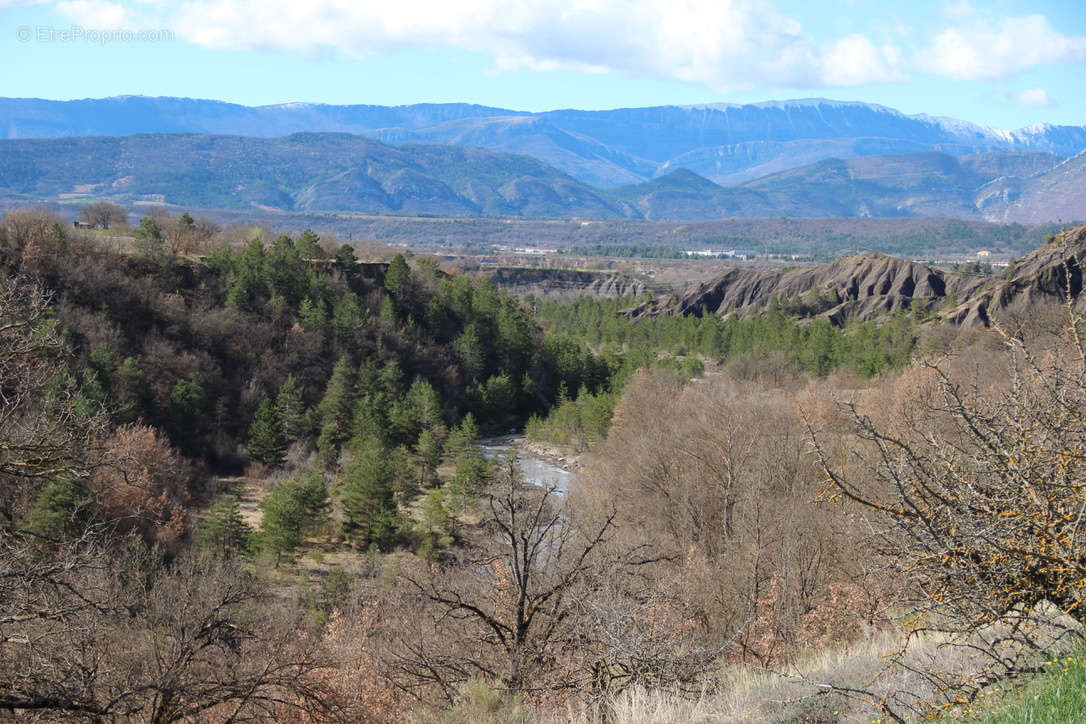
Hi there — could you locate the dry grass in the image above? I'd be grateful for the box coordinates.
[564,619,1081,724]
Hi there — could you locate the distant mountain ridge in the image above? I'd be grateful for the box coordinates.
[632,222,1086,328]
[0,133,1081,222]
[3,96,1084,188]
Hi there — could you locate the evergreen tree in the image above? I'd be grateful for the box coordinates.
[267,234,311,306]
[275,374,308,443]
[316,357,356,466]
[443,413,489,496]
[259,474,330,565]
[198,493,253,557]
[443,412,481,466]
[407,378,443,431]
[293,471,331,525]
[23,478,93,538]
[334,244,358,278]
[384,252,411,296]
[114,357,151,424]
[296,229,322,259]
[415,426,444,488]
[167,374,206,457]
[298,297,330,333]
[226,236,269,312]
[378,294,397,328]
[456,323,485,382]
[331,292,367,354]
[133,217,166,258]
[260,481,305,566]
[248,398,286,467]
[341,437,400,550]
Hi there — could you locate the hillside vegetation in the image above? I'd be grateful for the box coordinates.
[3,206,1086,721]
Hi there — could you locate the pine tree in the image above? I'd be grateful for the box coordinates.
[259,474,330,565]
[289,471,331,531]
[259,481,304,566]
[226,236,269,312]
[296,229,322,259]
[334,244,358,278]
[415,426,444,488]
[442,412,481,466]
[456,324,485,381]
[248,398,286,467]
[167,374,206,457]
[384,253,411,296]
[407,378,443,431]
[341,437,400,550]
[198,493,252,557]
[114,357,151,425]
[275,374,308,443]
[316,357,356,466]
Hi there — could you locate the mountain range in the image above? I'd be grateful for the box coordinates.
[0,96,1083,223]
[1,131,1081,223]
[4,96,1085,188]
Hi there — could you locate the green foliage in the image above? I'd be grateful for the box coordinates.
[275,374,308,444]
[340,437,401,551]
[259,472,330,564]
[198,493,254,557]
[525,386,618,448]
[296,229,323,259]
[455,324,486,382]
[950,649,1086,723]
[226,236,271,311]
[534,296,917,381]
[334,244,357,277]
[132,217,166,257]
[248,398,286,467]
[331,292,368,354]
[167,374,206,457]
[316,357,356,467]
[526,296,918,447]
[444,415,490,498]
[23,478,93,538]
[415,487,457,560]
[266,234,312,306]
[384,253,411,295]
[442,413,481,467]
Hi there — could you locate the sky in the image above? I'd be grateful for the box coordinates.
[1,0,1084,130]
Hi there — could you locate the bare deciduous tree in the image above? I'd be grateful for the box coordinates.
[79,202,128,230]
[391,455,714,711]
[811,303,1086,714]
[1,543,339,721]
[0,277,105,523]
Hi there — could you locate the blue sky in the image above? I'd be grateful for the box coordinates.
[2,0,1084,129]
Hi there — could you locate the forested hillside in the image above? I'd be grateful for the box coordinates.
[4,206,1086,721]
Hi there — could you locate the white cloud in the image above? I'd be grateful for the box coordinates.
[50,0,905,89]
[54,0,133,27]
[940,1,975,21]
[1012,87,1053,108]
[919,14,1086,80]
[818,34,905,86]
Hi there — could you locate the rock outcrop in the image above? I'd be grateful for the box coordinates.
[632,224,1086,328]
[483,267,647,299]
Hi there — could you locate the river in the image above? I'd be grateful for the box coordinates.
[477,435,575,496]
